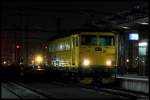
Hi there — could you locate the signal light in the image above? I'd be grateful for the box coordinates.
[45,46,48,49]
[16,45,20,49]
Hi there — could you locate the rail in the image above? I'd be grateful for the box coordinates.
[2,81,49,99]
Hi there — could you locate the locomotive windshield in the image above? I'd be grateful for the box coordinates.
[99,36,114,46]
[81,35,97,45]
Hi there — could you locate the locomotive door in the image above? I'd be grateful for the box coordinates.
[72,36,79,67]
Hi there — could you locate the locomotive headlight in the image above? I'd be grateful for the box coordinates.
[3,61,7,65]
[106,60,112,66]
[35,55,43,64]
[83,59,90,66]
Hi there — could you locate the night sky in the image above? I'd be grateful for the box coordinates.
[2,0,148,39]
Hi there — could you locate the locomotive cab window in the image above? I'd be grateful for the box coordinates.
[99,36,114,46]
[81,35,97,45]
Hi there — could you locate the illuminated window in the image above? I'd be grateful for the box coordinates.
[99,36,114,46]
[139,42,148,56]
[59,44,63,51]
[81,35,97,45]
[66,43,70,50]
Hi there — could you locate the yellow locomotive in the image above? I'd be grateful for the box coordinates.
[48,31,118,70]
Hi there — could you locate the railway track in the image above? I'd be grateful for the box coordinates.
[102,87,149,99]
[78,84,149,100]
[2,79,149,99]
[7,80,148,100]
[46,74,149,100]
[9,81,129,99]
[97,87,148,100]
[2,81,50,99]
[50,81,149,100]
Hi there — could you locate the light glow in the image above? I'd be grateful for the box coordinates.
[3,61,7,65]
[16,45,20,48]
[129,33,139,40]
[106,60,112,66]
[19,62,23,65]
[32,60,34,64]
[126,59,129,63]
[138,42,148,46]
[35,55,43,64]
[83,59,90,66]
[140,22,148,25]
[37,65,41,69]
[121,26,129,29]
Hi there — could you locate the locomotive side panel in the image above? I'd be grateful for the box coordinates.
[49,36,73,67]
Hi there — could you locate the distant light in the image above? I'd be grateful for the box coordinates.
[45,46,48,49]
[140,22,148,25]
[32,60,35,64]
[16,45,20,48]
[35,55,43,64]
[129,33,139,40]
[37,65,41,69]
[126,59,129,63]
[121,26,129,29]
[59,44,63,50]
[138,42,148,46]
[3,61,7,65]
[19,62,23,65]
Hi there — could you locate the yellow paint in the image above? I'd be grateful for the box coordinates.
[48,32,118,69]
[80,77,93,84]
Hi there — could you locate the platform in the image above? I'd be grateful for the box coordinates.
[1,86,19,99]
[114,74,149,94]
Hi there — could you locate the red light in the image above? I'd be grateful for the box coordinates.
[16,45,20,48]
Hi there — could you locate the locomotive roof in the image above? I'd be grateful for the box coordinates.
[47,27,114,42]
